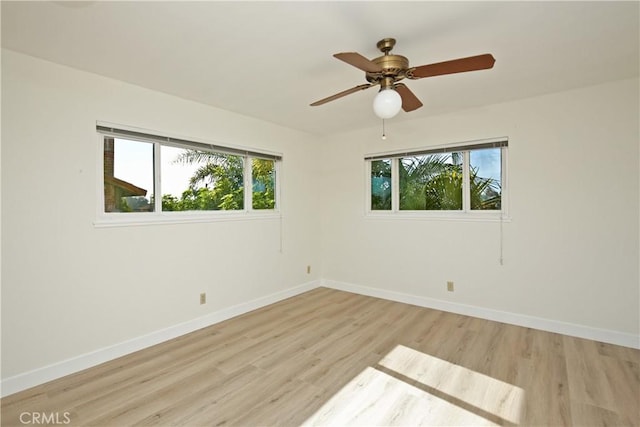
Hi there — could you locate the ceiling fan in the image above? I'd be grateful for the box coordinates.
[310,38,495,119]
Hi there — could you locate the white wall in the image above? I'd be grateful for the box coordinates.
[320,78,639,339]
[1,50,323,380]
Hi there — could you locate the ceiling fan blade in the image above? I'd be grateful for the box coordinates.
[409,54,495,79]
[395,83,423,112]
[334,52,383,73]
[310,84,375,106]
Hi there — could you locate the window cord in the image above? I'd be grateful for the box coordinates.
[499,214,504,266]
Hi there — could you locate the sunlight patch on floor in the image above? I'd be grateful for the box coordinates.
[379,345,524,424]
[302,345,524,426]
[302,366,499,426]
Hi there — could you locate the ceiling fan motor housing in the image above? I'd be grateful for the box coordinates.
[366,55,409,84]
[365,38,409,84]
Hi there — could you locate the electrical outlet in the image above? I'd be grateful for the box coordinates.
[447,281,454,292]
[200,293,206,305]
[307,265,311,274]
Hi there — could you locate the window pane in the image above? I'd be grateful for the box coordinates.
[399,153,463,210]
[160,147,244,211]
[371,159,392,210]
[252,158,276,209]
[104,138,154,212]
[470,148,502,210]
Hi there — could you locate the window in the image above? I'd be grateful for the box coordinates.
[366,139,507,218]
[371,159,392,210]
[159,147,246,212]
[399,152,463,211]
[469,147,502,210]
[252,158,276,210]
[98,125,280,223]
[104,137,155,213]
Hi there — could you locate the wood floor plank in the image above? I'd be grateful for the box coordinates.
[527,331,572,426]
[2,288,638,427]
[568,401,625,427]
[132,364,261,426]
[564,335,619,411]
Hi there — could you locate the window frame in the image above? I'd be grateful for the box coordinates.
[95,123,282,227]
[365,138,509,221]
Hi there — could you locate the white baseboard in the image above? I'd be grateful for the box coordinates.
[1,280,320,398]
[321,279,640,350]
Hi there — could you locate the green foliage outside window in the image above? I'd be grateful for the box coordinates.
[160,151,275,211]
[399,153,500,210]
[252,158,276,210]
[372,152,501,211]
[371,159,392,210]
[400,154,464,210]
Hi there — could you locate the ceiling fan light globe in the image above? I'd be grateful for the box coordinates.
[373,88,402,119]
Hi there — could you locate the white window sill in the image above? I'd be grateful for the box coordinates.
[365,211,511,223]
[94,210,281,228]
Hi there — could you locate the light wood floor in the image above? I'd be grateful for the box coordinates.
[2,288,638,426]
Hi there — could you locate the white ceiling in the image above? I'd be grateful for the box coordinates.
[2,1,638,136]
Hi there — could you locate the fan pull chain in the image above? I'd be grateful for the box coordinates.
[381,119,387,140]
